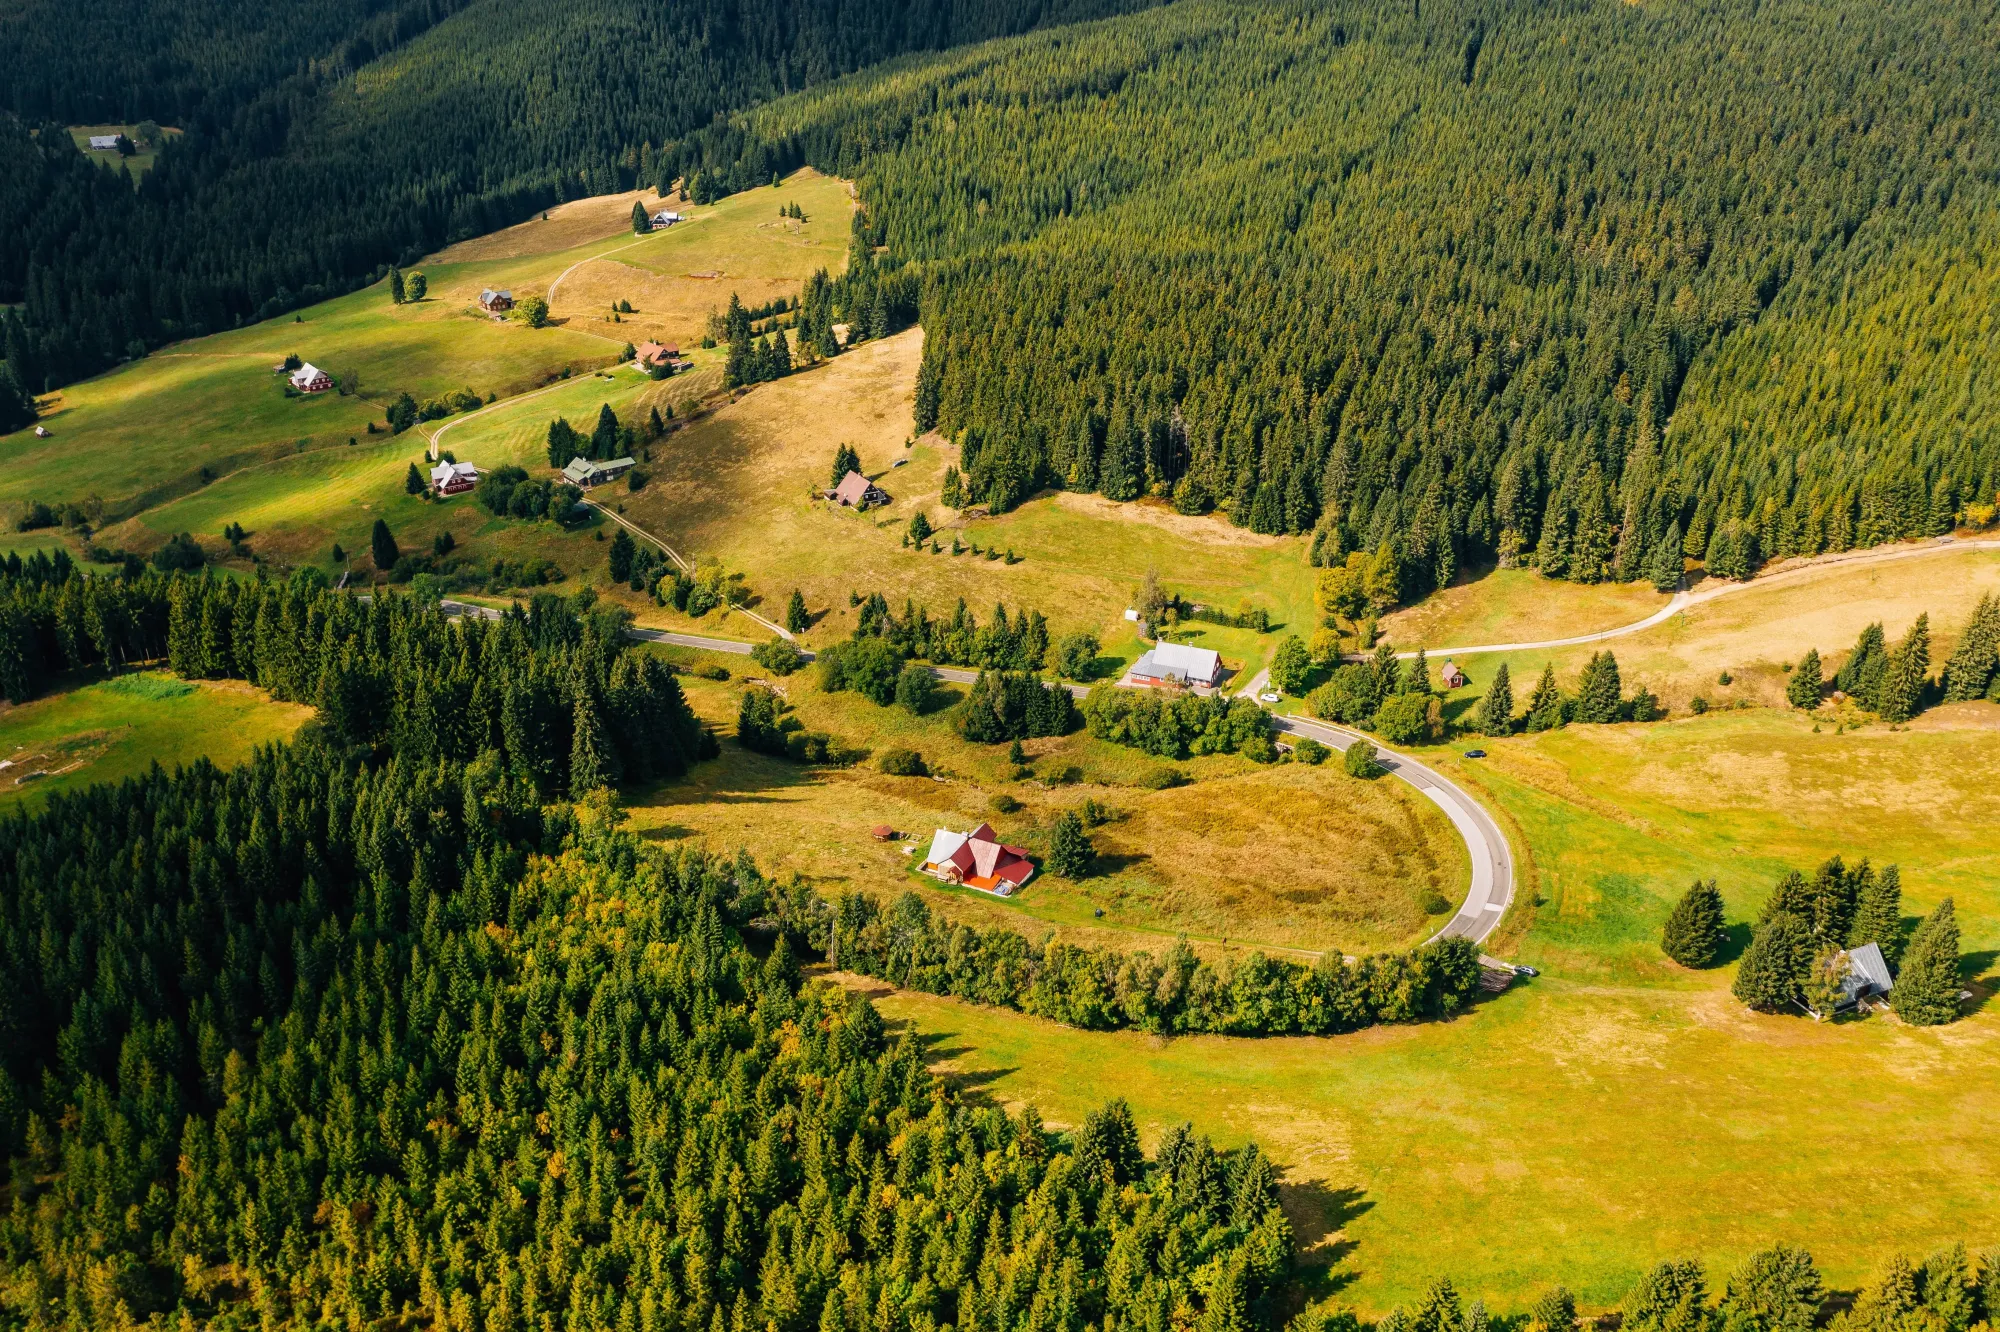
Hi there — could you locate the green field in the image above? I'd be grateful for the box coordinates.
[632,648,1466,957]
[66,124,182,182]
[826,699,2000,1315]
[0,671,311,811]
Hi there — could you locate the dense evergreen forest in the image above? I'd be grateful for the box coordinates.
[0,559,711,796]
[739,0,2000,589]
[0,0,1157,394]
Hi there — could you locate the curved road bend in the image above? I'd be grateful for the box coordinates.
[1385,536,2000,661]
[434,605,1520,955]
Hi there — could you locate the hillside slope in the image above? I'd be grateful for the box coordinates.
[737,0,2000,588]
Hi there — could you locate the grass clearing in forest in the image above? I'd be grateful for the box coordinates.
[630,652,1465,957]
[832,700,2000,1316]
[0,671,310,811]
[1377,566,1669,650]
[613,328,1319,670]
[67,124,182,182]
[1417,543,2000,718]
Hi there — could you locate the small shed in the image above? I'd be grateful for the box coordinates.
[32,425,51,438]
[1838,942,1895,1008]
[870,825,897,842]
[828,469,888,509]
[1441,660,1467,689]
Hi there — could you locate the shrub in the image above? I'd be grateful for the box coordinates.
[150,532,204,571]
[1138,766,1187,789]
[694,663,731,681]
[1371,692,1436,745]
[1292,736,1330,764]
[1690,695,1709,714]
[1052,631,1101,679]
[751,638,806,675]
[894,661,938,714]
[1309,663,1379,723]
[877,747,928,777]
[1268,635,1312,694]
[989,793,1022,814]
[819,637,904,705]
[1344,740,1381,779]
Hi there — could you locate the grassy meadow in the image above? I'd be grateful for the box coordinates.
[1391,544,2000,719]
[835,697,2000,1315]
[608,327,1317,671]
[1377,567,1670,650]
[630,648,1465,957]
[0,671,311,811]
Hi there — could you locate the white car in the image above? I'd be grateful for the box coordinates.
[1260,691,1281,703]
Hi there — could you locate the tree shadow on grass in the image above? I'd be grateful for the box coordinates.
[1958,949,1998,1017]
[1089,849,1152,876]
[1714,919,1756,967]
[1279,1180,1371,1298]
[878,1019,1020,1096]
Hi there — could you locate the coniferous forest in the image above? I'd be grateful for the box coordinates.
[741,0,2000,587]
[0,0,1156,393]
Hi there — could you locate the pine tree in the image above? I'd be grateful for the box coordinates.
[1573,650,1623,722]
[405,461,427,495]
[1476,662,1513,734]
[590,403,621,460]
[1626,1260,1711,1332]
[632,200,651,233]
[1733,912,1811,1012]
[785,589,809,634]
[1400,647,1431,695]
[830,444,860,487]
[1530,1288,1579,1332]
[1525,664,1565,732]
[1848,864,1904,964]
[940,466,964,508]
[1786,648,1823,710]
[608,529,636,582]
[568,675,620,795]
[389,266,405,304]
[1877,613,1930,722]
[370,518,399,572]
[1891,898,1961,1026]
[1047,810,1092,878]
[908,512,932,544]
[1662,879,1726,968]
[1647,522,1685,592]
[1835,622,1887,704]
[1941,593,2000,700]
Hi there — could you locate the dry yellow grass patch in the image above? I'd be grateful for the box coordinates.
[631,662,1465,956]
[549,261,805,351]
[429,188,685,265]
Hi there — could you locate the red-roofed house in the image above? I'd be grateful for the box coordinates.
[633,341,680,371]
[920,822,1035,895]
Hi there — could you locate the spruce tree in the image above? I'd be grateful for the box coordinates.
[1400,647,1431,695]
[1573,650,1623,722]
[1530,1288,1580,1332]
[404,461,426,495]
[370,518,398,572]
[908,512,932,544]
[1848,864,1904,964]
[1476,661,1514,735]
[1891,898,1961,1026]
[1835,622,1887,704]
[1941,593,2000,700]
[631,200,650,233]
[590,403,620,460]
[830,443,860,487]
[1647,522,1685,592]
[1525,664,1565,732]
[1047,810,1092,878]
[1733,912,1811,1012]
[1785,648,1823,710]
[568,676,620,795]
[786,589,809,633]
[1877,613,1930,722]
[1661,879,1726,968]
[389,266,405,304]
